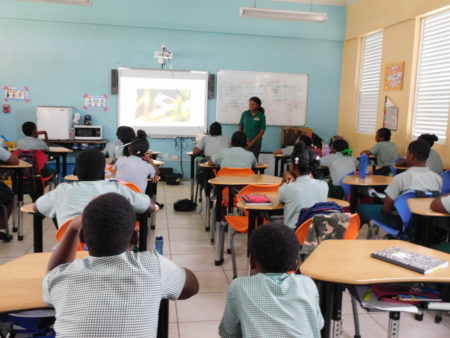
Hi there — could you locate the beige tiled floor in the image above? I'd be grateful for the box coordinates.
[0,181,449,337]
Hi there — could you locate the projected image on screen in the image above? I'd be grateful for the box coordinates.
[134,89,191,123]
[119,68,208,137]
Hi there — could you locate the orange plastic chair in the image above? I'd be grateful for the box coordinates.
[55,217,86,251]
[223,183,281,279]
[215,167,255,207]
[296,213,360,246]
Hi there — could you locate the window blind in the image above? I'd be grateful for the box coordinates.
[356,31,383,134]
[412,9,450,142]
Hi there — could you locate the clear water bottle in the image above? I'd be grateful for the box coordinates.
[155,236,163,255]
[359,153,368,178]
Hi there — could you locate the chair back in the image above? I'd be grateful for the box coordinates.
[216,167,255,177]
[55,217,86,251]
[296,218,312,245]
[236,184,281,217]
[339,171,354,200]
[441,170,450,194]
[395,190,435,233]
[343,214,360,240]
[123,182,141,193]
[389,158,403,176]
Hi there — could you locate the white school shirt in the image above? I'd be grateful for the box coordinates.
[17,136,49,151]
[219,273,324,338]
[196,135,229,157]
[319,153,358,186]
[35,180,150,225]
[115,155,156,193]
[369,141,399,167]
[43,250,186,338]
[278,175,329,229]
[0,148,11,162]
[426,149,443,174]
[385,166,442,201]
[212,147,257,168]
[441,195,450,214]
[103,139,123,159]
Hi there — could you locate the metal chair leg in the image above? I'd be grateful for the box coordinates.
[0,204,12,242]
[18,200,24,240]
[351,296,361,338]
[230,229,238,279]
[12,194,18,232]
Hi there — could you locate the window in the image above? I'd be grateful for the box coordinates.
[412,9,450,142]
[356,31,383,134]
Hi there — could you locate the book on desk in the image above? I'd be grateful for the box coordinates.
[241,193,272,206]
[371,246,448,274]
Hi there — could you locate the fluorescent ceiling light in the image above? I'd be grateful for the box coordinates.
[240,7,328,22]
[17,0,92,6]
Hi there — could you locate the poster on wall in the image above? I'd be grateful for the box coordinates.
[4,86,30,103]
[383,96,398,131]
[83,94,108,111]
[384,62,404,90]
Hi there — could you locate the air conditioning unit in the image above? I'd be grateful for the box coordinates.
[17,0,92,6]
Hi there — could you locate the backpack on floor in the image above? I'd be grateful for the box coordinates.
[174,199,197,212]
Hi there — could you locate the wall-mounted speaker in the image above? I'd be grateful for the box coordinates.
[208,74,215,99]
[111,69,118,95]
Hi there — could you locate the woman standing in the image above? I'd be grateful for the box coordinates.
[238,96,266,160]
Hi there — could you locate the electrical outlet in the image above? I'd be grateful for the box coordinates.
[163,153,169,159]
[171,155,178,160]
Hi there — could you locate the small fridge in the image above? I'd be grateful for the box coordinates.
[37,106,73,140]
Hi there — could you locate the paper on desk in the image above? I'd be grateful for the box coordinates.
[356,286,419,313]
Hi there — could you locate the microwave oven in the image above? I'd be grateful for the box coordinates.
[74,125,103,140]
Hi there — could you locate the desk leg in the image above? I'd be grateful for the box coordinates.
[139,213,148,251]
[280,159,286,176]
[157,299,169,338]
[388,312,400,338]
[247,211,257,257]
[319,282,333,338]
[62,153,67,178]
[205,183,212,233]
[274,157,279,177]
[331,284,343,338]
[214,186,224,266]
[55,155,61,180]
[33,213,44,252]
[150,182,157,230]
[17,169,24,241]
[190,156,195,202]
[350,186,358,213]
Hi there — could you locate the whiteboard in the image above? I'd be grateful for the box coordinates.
[216,70,308,126]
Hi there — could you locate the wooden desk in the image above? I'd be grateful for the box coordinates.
[342,174,392,212]
[0,160,32,241]
[300,240,450,338]
[209,175,282,265]
[21,201,158,253]
[408,198,450,246]
[199,162,270,174]
[272,154,290,177]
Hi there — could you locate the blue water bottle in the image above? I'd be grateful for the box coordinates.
[359,153,368,178]
[155,236,164,255]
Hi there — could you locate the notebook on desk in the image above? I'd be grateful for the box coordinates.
[371,246,448,274]
[241,194,272,206]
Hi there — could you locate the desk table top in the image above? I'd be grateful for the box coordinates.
[200,162,270,170]
[0,160,32,169]
[0,252,89,313]
[48,146,72,153]
[300,240,450,285]
[209,174,282,186]
[342,174,392,186]
[408,198,450,217]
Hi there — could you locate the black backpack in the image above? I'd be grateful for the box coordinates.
[173,199,197,212]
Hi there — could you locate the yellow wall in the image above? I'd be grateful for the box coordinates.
[339,0,450,167]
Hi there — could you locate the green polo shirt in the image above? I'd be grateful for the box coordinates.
[239,110,266,145]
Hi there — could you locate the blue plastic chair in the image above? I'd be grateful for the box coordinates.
[388,158,403,176]
[339,171,354,200]
[441,170,450,194]
[370,191,433,239]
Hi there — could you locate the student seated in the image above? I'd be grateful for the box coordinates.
[209,131,257,168]
[0,148,19,230]
[431,194,450,214]
[192,122,229,158]
[219,222,323,338]
[43,193,199,337]
[274,134,312,156]
[396,134,443,174]
[33,148,154,226]
[360,127,399,175]
[103,126,125,159]
[17,121,49,151]
[114,126,136,159]
[357,140,442,229]
[278,142,328,229]
[320,139,357,199]
[115,130,159,193]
